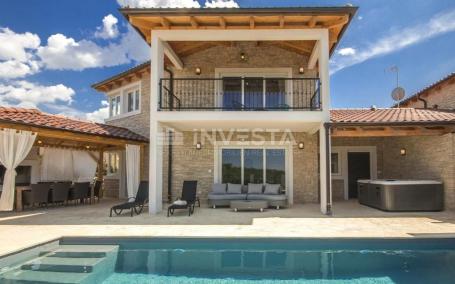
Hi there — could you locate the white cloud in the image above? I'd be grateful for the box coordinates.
[37,33,127,70]
[0,80,75,108]
[357,16,363,20]
[37,26,149,71]
[95,14,119,39]
[117,0,200,8]
[331,9,455,74]
[85,100,109,122]
[337,47,356,56]
[0,60,40,79]
[0,28,40,62]
[204,0,239,8]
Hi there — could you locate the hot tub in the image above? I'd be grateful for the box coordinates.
[357,179,443,212]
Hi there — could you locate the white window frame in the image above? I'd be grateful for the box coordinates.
[104,151,120,178]
[106,81,141,121]
[214,68,293,108]
[214,140,294,204]
[330,150,341,176]
[109,93,121,118]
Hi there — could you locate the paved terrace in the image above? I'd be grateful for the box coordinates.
[1,199,455,256]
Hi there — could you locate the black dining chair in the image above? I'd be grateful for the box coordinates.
[69,182,90,204]
[23,184,50,209]
[50,182,71,205]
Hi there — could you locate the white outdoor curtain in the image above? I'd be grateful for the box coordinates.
[72,150,98,182]
[40,148,74,181]
[40,148,99,182]
[0,129,36,211]
[126,144,140,198]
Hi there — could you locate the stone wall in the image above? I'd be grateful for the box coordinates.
[170,42,313,78]
[402,79,455,110]
[331,134,455,210]
[162,130,320,205]
[103,178,120,198]
[382,134,455,209]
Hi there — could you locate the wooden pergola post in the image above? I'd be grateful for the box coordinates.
[94,148,104,202]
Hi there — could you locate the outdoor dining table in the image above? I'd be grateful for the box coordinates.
[15,183,95,212]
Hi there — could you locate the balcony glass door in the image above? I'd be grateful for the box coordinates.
[222,78,242,109]
[244,78,264,109]
[219,70,290,109]
[265,79,286,109]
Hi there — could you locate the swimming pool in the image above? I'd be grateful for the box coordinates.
[1,238,455,283]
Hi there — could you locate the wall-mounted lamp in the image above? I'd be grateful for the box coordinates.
[240,52,247,62]
[298,142,305,150]
[195,67,201,75]
[196,142,202,150]
[400,148,406,156]
[86,145,91,149]
[299,67,305,74]
[37,140,42,144]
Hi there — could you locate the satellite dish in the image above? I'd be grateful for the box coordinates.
[391,87,405,102]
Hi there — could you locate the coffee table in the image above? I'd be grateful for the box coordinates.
[230,200,268,212]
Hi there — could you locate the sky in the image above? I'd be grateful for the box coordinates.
[0,0,455,122]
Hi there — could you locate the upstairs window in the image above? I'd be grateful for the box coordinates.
[108,83,141,119]
[127,89,140,112]
[109,95,121,117]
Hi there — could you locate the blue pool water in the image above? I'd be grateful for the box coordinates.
[93,238,455,284]
[2,238,455,283]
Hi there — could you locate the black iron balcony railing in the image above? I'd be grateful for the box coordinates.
[159,77,321,111]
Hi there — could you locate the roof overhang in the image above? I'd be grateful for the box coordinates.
[120,6,357,56]
[327,121,455,137]
[0,120,148,151]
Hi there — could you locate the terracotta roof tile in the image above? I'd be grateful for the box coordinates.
[0,107,148,142]
[330,108,455,124]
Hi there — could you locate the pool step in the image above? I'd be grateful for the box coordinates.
[0,244,118,284]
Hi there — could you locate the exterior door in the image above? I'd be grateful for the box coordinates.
[347,152,370,199]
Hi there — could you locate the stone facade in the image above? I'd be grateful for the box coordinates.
[331,134,455,209]
[162,130,319,205]
[401,76,455,110]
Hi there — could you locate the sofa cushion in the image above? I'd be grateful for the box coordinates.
[247,194,286,201]
[208,193,247,200]
[211,183,226,194]
[227,183,242,194]
[248,183,263,194]
[264,184,281,195]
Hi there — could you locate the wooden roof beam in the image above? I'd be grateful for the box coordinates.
[160,17,170,29]
[324,15,349,28]
[163,41,183,70]
[189,16,198,28]
[279,16,285,28]
[308,41,320,70]
[308,16,317,28]
[219,16,226,29]
[129,18,153,30]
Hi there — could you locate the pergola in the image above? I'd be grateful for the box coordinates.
[0,107,148,211]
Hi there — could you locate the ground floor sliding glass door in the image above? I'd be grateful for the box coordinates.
[219,148,287,188]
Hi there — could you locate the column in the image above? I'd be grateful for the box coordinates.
[149,33,164,214]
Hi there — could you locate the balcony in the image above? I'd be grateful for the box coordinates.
[159,77,321,111]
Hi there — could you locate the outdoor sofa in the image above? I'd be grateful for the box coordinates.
[208,183,287,209]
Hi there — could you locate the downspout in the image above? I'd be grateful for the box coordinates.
[324,123,332,215]
[417,94,428,109]
[164,68,174,203]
